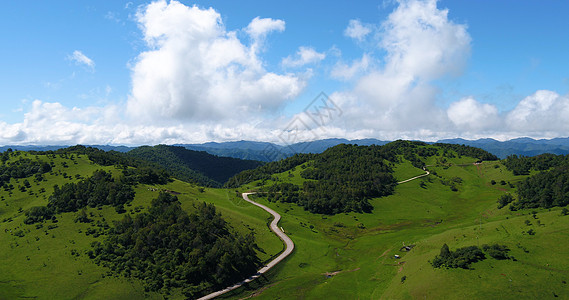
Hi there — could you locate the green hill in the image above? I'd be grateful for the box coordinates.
[1,142,568,299]
[221,141,568,299]
[0,148,276,299]
[127,145,263,187]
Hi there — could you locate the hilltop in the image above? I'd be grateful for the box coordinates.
[222,141,568,299]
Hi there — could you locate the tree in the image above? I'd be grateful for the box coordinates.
[497,194,514,209]
[74,208,91,223]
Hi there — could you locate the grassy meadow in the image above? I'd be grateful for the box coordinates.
[0,148,567,299]
[221,155,568,299]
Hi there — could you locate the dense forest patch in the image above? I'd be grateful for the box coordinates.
[236,141,497,215]
[90,192,260,298]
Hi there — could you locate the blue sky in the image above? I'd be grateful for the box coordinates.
[1,0,568,145]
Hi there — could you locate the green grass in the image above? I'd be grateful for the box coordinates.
[220,158,569,299]
[0,153,282,299]
[1,151,568,299]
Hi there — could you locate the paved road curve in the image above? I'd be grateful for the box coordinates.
[198,192,294,300]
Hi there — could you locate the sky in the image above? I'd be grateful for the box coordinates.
[1,0,568,146]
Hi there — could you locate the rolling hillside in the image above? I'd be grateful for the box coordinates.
[222,141,568,299]
[0,148,279,299]
[1,142,568,299]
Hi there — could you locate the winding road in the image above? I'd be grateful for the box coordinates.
[200,169,427,299]
[198,192,294,300]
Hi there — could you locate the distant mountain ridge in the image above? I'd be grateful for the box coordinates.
[177,138,390,161]
[2,137,569,161]
[437,137,569,159]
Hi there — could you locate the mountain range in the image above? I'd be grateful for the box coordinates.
[2,136,569,161]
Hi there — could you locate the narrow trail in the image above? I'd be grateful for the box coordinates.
[397,170,430,184]
[198,192,294,300]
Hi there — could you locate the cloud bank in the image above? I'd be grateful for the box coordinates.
[1,0,568,146]
[127,0,303,123]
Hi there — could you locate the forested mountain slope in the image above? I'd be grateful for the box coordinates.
[127,145,263,187]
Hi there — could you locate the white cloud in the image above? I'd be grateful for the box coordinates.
[245,16,285,40]
[127,0,303,123]
[447,97,500,131]
[331,0,471,137]
[344,19,372,42]
[380,0,470,80]
[331,54,371,80]
[282,46,326,68]
[3,0,569,146]
[506,90,569,133]
[68,50,95,71]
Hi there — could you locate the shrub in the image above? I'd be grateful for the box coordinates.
[482,244,510,260]
[431,244,486,269]
[24,206,54,224]
[497,194,514,209]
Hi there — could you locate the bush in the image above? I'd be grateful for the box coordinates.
[482,244,510,260]
[431,244,486,269]
[497,194,514,209]
[24,206,54,224]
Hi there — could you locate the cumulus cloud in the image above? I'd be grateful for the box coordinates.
[68,50,95,71]
[329,0,471,138]
[380,0,470,80]
[127,0,303,123]
[506,90,569,133]
[447,97,500,131]
[282,46,326,68]
[3,0,569,146]
[245,16,285,40]
[344,19,372,42]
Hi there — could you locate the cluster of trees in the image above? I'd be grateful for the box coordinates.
[512,165,569,210]
[434,143,499,161]
[265,182,300,203]
[23,167,163,224]
[381,140,497,168]
[382,140,436,168]
[127,145,263,187]
[24,206,54,224]
[431,244,486,269]
[225,153,313,188]
[497,193,515,209]
[232,141,498,215]
[48,170,135,213]
[36,145,173,180]
[0,157,52,187]
[503,153,569,175]
[90,192,260,298]
[121,167,170,185]
[482,244,511,260]
[431,243,511,269]
[263,144,396,214]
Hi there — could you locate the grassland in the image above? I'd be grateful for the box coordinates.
[0,152,281,299]
[221,156,568,299]
[1,148,567,299]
